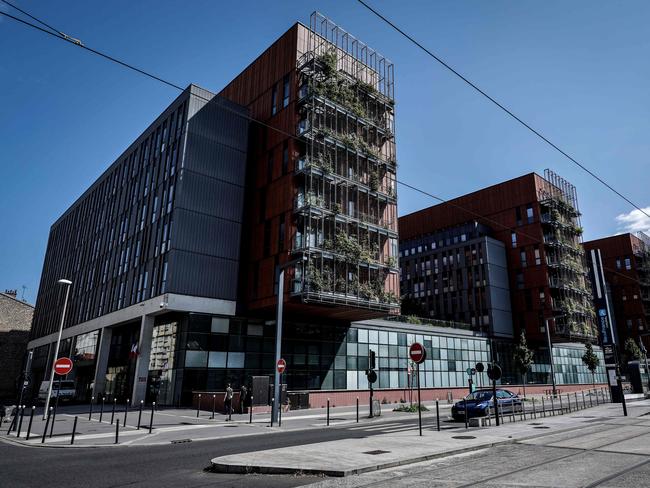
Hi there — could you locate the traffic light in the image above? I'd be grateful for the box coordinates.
[369,350,376,370]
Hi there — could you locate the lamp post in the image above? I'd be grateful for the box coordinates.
[545,317,558,397]
[43,279,72,419]
[271,256,306,426]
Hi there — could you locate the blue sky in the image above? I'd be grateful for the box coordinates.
[1,0,649,304]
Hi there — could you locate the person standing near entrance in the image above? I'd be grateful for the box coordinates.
[224,384,233,416]
[239,384,248,414]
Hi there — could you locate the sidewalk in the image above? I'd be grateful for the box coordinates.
[209,398,650,477]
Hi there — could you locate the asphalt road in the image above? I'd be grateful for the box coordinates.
[0,414,431,488]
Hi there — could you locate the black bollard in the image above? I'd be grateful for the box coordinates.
[99,397,105,423]
[542,397,546,418]
[211,394,216,420]
[510,399,515,422]
[115,419,120,444]
[582,391,586,409]
[6,411,16,435]
[197,394,201,418]
[532,398,536,419]
[249,396,253,424]
[17,406,25,438]
[551,396,555,416]
[124,399,130,427]
[279,398,282,427]
[26,406,35,440]
[111,398,117,424]
[464,400,468,429]
[567,394,571,413]
[148,402,155,434]
[589,390,593,407]
[270,398,274,427]
[575,392,579,411]
[522,399,526,421]
[71,416,78,445]
[595,389,599,405]
[49,404,56,438]
[356,397,359,423]
[327,398,330,426]
[41,407,52,444]
[138,400,143,429]
[89,396,94,421]
[436,400,440,431]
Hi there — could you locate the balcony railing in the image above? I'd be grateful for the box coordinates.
[294,195,396,233]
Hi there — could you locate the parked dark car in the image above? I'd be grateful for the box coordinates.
[451,389,522,421]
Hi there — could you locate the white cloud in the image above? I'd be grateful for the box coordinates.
[616,206,650,236]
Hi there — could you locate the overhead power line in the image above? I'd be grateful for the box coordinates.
[356,0,650,220]
[0,5,642,287]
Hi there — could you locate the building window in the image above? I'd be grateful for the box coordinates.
[283,75,290,108]
[520,250,527,268]
[282,142,289,175]
[526,205,534,224]
[271,83,277,115]
[539,287,545,303]
[616,258,621,269]
[511,232,517,248]
[278,214,285,251]
[516,207,522,226]
[625,257,631,270]
[516,273,524,290]
[534,246,541,265]
[263,221,271,257]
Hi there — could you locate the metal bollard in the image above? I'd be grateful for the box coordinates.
[17,406,25,438]
[464,400,468,429]
[550,396,555,416]
[197,394,201,418]
[595,389,599,405]
[532,398,536,419]
[582,390,586,409]
[567,394,571,413]
[522,399,526,421]
[211,394,216,420]
[542,397,546,417]
[270,398,274,427]
[49,404,56,438]
[71,416,78,445]
[89,396,94,421]
[6,412,16,435]
[99,397,105,422]
[26,406,35,440]
[436,400,440,431]
[138,400,143,429]
[111,398,117,424]
[575,392,579,410]
[279,398,282,427]
[124,399,130,427]
[41,407,53,444]
[590,390,593,407]
[327,398,330,426]
[249,396,253,424]
[356,397,359,423]
[559,395,563,415]
[148,402,155,434]
[510,399,515,422]
[115,419,120,444]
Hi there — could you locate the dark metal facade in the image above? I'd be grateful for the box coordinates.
[31,85,249,341]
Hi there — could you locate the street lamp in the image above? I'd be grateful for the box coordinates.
[544,317,559,397]
[271,256,306,425]
[43,279,72,419]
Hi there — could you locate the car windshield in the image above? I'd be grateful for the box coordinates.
[464,391,492,401]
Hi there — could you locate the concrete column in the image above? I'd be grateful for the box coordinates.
[92,327,113,398]
[131,315,154,404]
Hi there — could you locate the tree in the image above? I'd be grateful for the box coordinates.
[624,337,642,365]
[582,342,600,387]
[512,331,534,399]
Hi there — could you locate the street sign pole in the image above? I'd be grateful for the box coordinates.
[417,362,422,436]
[409,342,426,436]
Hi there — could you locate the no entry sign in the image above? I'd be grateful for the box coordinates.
[54,357,73,376]
[409,342,426,364]
[277,358,287,374]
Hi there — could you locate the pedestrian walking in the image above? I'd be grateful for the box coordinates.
[224,384,233,416]
[239,385,248,414]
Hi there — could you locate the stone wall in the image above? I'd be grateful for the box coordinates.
[0,293,33,399]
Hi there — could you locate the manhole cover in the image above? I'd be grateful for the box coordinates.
[171,439,192,444]
[534,426,550,429]
[363,450,391,455]
[452,435,476,439]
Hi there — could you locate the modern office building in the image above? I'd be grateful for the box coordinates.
[27,13,405,406]
[399,221,513,339]
[584,232,650,351]
[399,170,599,350]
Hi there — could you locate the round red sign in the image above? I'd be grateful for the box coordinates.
[409,342,426,364]
[54,357,73,376]
[277,358,287,374]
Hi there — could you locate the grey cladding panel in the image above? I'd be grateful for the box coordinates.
[184,134,247,186]
[167,250,239,301]
[172,208,241,260]
[175,171,244,223]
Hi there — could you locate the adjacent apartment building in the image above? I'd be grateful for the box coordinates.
[399,171,601,384]
[0,290,33,399]
[27,13,404,406]
[583,232,650,351]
